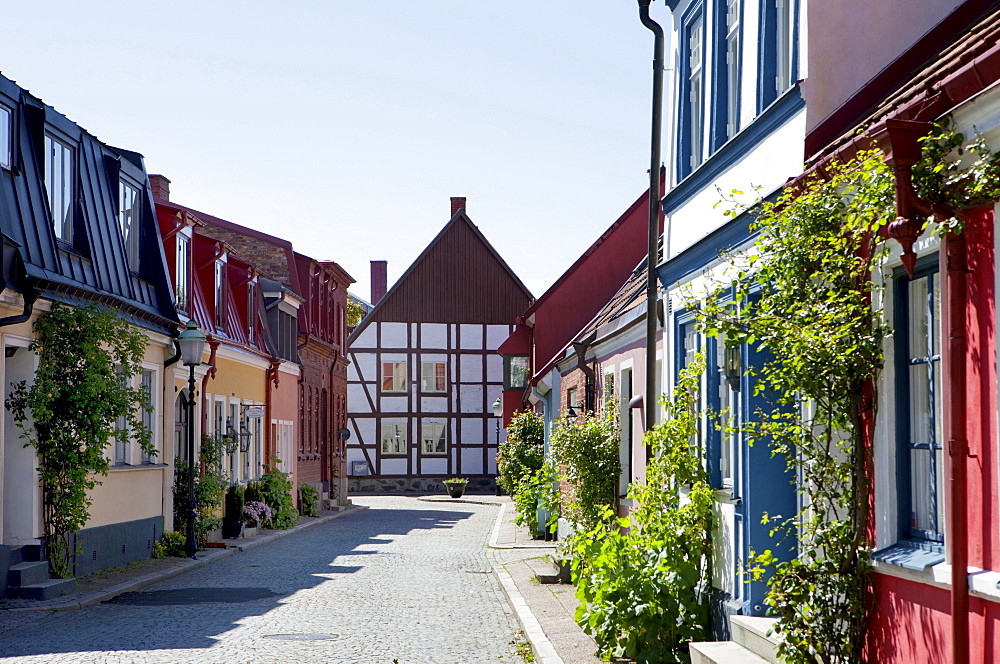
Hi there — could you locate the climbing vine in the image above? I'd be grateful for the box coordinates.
[692,125,1000,664]
[5,304,152,578]
[572,359,713,663]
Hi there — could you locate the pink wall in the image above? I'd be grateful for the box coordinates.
[868,207,996,662]
[805,0,964,138]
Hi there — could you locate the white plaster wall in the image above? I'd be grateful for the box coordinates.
[461,418,484,445]
[351,324,378,348]
[350,352,376,382]
[381,459,407,475]
[354,418,376,447]
[3,343,41,544]
[460,324,483,350]
[380,396,408,413]
[421,396,448,412]
[348,384,371,413]
[460,385,484,413]
[380,323,408,348]
[666,109,806,261]
[486,325,512,350]
[486,354,503,381]
[460,354,483,383]
[461,447,484,476]
[422,458,447,476]
[421,323,448,349]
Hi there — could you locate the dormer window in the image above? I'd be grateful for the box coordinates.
[119,180,141,271]
[0,104,11,170]
[44,133,74,242]
[214,259,227,331]
[247,280,257,344]
[175,233,190,313]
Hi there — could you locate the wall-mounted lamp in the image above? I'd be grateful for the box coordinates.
[724,343,741,390]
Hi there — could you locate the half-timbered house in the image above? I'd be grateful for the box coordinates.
[346,198,532,492]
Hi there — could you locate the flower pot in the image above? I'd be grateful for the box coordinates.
[222,521,243,539]
[446,482,467,499]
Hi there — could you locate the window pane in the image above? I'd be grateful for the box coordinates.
[0,105,10,169]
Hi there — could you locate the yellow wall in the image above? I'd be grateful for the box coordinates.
[208,355,267,402]
[87,466,166,528]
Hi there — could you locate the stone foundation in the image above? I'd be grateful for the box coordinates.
[349,476,497,494]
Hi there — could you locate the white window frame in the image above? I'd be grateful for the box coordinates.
[175,233,191,313]
[44,132,74,243]
[0,103,11,170]
[381,360,407,393]
[214,259,227,331]
[140,368,157,464]
[725,0,741,138]
[688,18,704,171]
[119,179,141,272]
[776,0,794,94]
[421,361,447,393]
[421,419,448,456]
[381,420,407,455]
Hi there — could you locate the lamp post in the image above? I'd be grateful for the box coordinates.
[492,397,503,496]
[177,320,206,559]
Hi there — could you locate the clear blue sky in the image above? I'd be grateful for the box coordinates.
[2,1,672,300]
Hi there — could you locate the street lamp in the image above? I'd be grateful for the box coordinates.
[492,397,503,495]
[177,320,206,559]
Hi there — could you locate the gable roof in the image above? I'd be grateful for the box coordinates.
[349,209,532,337]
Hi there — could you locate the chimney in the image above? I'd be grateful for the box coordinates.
[450,197,466,217]
[371,260,387,305]
[149,174,170,201]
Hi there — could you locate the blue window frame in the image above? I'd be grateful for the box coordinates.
[757,0,798,112]
[677,3,706,180]
[894,260,943,544]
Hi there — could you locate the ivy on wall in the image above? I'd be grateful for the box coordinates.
[6,304,152,578]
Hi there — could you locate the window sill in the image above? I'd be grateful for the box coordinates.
[713,488,740,504]
[108,463,167,472]
[871,554,1000,606]
[872,540,945,571]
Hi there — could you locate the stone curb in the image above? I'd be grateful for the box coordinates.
[7,505,368,613]
[493,564,564,664]
[488,502,558,551]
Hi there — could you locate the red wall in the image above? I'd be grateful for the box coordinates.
[867,207,997,663]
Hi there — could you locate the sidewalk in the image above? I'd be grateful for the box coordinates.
[0,505,367,613]
[482,498,604,664]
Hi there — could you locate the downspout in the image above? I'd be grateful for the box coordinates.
[0,288,37,328]
[264,359,280,463]
[944,231,969,664]
[872,118,968,664]
[200,339,220,463]
[638,0,664,455]
[572,336,597,412]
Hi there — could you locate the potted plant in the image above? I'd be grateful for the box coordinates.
[243,500,272,536]
[443,478,469,499]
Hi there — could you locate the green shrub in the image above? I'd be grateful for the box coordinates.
[551,405,621,533]
[512,461,560,537]
[572,360,712,663]
[496,411,544,495]
[224,483,245,523]
[248,458,298,529]
[152,531,188,558]
[173,435,229,546]
[298,483,319,517]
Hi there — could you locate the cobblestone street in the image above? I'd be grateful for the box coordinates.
[0,496,542,664]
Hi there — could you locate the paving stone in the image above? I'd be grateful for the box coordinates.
[0,496,542,663]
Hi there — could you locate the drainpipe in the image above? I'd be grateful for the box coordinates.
[638,0,665,453]
[200,339,220,469]
[944,231,969,664]
[0,288,37,328]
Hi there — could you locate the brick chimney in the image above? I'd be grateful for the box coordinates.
[149,174,170,201]
[371,260,387,305]
[450,197,466,217]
